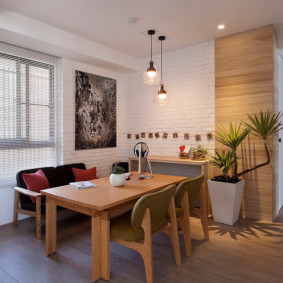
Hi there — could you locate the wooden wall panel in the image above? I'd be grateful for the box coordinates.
[215,25,278,221]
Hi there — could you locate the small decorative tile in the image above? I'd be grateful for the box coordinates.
[195,134,201,141]
[184,133,190,140]
[207,132,213,140]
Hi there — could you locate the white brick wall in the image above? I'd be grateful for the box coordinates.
[121,40,215,159]
[60,41,215,177]
[60,59,126,177]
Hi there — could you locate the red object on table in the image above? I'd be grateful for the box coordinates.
[179,145,185,153]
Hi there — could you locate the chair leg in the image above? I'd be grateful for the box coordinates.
[199,185,209,240]
[181,192,192,257]
[167,197,181,266]
[141,208,154,283]
[35,197,42,239]
[13,190,20,227]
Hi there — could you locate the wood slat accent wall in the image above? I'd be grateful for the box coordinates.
[215,25,278,221]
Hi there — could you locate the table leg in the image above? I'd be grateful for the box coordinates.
[100,215,110,281]
[46,198,57,256]
[92,215,101,282]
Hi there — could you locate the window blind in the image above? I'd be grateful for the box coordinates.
[0,42,57,187]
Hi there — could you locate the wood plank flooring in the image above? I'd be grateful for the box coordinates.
[0,209,282,283]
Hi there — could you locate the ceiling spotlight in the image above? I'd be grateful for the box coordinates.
[128,17,137,24]
[218,24,225,30]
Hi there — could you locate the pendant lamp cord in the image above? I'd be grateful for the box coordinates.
[160,39,163,83]
[150,34,153,62]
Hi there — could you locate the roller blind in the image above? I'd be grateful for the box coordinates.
[0,43,57,187]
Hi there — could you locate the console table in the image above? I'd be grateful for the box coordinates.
[128,155,213,214]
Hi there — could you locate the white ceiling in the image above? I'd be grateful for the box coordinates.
[1,0,283,58]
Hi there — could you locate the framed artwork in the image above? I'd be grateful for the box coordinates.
[148,133,153,138]
[127,134,131,139]
[135,134,140,140]
[163,132,168,139]
[141,132,146,138]
[184,133,190,140]
[207,132,213,140]
[195,134,201,141]
[155,132,160,138]
[75,70,116,150]
[173,132,178,139]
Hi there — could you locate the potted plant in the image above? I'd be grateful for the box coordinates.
[110,164,126,187]
[208,111,283,225]
[192,145,208,160]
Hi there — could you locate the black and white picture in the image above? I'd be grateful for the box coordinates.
[75,70,116,150]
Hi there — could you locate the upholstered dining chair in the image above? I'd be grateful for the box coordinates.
[110,184,181,283]
[174,175,209,257]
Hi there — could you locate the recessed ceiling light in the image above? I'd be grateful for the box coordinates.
[218,24,225,30]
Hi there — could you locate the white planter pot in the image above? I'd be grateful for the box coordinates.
[110,173,126,187]
[208,179,245,225]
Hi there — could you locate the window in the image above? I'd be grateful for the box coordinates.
[0,51,56,186]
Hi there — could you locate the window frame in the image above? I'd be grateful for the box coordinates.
[0,52,55,150]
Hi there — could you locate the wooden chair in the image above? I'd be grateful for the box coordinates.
[174,175,209,257]
[110,184,181,283]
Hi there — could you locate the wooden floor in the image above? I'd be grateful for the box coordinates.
[0,209,282,283]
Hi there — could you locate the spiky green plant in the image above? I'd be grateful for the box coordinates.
[242,110,283,141]
[236,110,283,177]
[210,150,238,181]
[214,123,250,177]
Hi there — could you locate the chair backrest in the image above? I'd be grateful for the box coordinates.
[55,163,86,186]
[175,175,205,209]
[131,184,176,230]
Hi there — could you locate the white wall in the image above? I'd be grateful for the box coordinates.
[60,58,127,177]
[122,41,215,160]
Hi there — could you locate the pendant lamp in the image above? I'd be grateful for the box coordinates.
[143,30,160,85]
[155,36,168,105]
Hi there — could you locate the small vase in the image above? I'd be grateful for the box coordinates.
[110,173,126,187]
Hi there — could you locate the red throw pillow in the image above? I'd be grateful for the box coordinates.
[72,167,97,182]
[22,169,50,203]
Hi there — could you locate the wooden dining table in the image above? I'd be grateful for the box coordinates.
[41,172,189,282]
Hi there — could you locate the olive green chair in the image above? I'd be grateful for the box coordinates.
[174,175,209,257]
[110,185,181,283]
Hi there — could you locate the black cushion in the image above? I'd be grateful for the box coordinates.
[16,167,57,189]
[16,163,86,212]
[55,163,86,186]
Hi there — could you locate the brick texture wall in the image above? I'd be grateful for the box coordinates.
[121,41,215,160]
[60,58,126,177]
[59,41,215,177]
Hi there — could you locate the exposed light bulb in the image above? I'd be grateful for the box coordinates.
[155,84,168,105]
[147,70,157,79]
[218,24,225,30]
[143,61,160,85]
[158,93,167,100]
